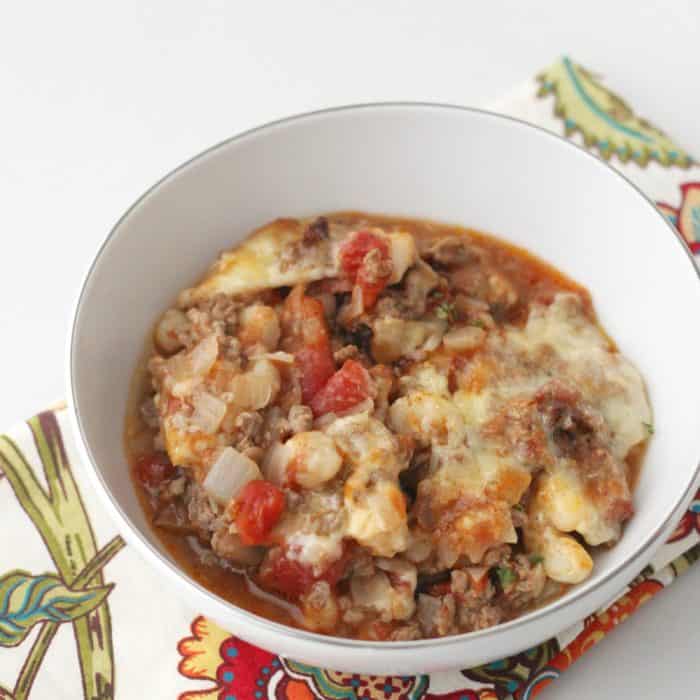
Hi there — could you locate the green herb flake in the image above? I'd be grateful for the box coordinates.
[495,565,517,588]
[436,302,455,322]
[643,422,655,435]
[529,554,545,565]
[470,318,487,330]
[513,503,525,512]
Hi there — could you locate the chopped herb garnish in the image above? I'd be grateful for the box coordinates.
[494,565,517,588]
[513,503,525,512]
[470,318,487,330]
[529,554,545,565]
[436,301,455,322]
[643,422,654,435]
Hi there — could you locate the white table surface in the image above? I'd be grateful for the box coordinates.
[1,1,698,696]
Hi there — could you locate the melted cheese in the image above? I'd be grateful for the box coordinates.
[537,463,620,545]
[179,219,338,304]
[325,413,408,557]
[179,220,418,304]
[390,292,649,570]
[389,391,466,447]
[507,293,651,458]
[286,531,345,574]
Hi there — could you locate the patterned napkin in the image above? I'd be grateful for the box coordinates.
[1,57,699,700]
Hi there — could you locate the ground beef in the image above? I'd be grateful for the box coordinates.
[288,404,313,434]
[535,380,633,524]
[304,580,332,609]
[182,308,226,348]
[402,261,442,316]
[302,216,329,245]
[261,406,292,446]
[424,236,476,266]
[481,396,553,469]
[186,483,220,537]
[140,396,160,429]
[417,593,456,636]
[232,411,263,450]
[333,344,359,364]
[373,294,404,319]
[458,604,503,631]
[389,622,422,640]
[203,293,242,329]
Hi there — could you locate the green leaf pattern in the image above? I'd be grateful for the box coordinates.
[537,57,693,168]
[0,571,111,647]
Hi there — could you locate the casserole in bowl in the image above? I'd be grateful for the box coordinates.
[68,104,700,673]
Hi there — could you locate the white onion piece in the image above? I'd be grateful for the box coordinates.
[230,359,281,410]
[190,392,227,433]
[190,334,219,375]
[261,441,292,486]
[338,285,364,325]
[251,351,295,365]
[350,571,394,612]
[387,232,418,284]
[376,557,417,590]
[154,308,189,354]
[169,334,219,397]
[203,447,261,505]
[371,319,446,363]
[443,325,486,352]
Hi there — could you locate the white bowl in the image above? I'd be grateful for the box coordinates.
[67,104,700,674]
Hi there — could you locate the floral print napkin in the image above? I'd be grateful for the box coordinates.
[1,56,699,700]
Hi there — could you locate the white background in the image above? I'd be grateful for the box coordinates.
[1,1,699,697]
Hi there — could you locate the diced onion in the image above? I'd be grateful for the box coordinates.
[387,232,418,284]
[168,334,219,397]
[203,447,261,505]
[190,392,227,433]
[253,351,295,365]
[261,441,292,486]
[230,359,281,410]
[371,319,446,363]
[338,285,365,325]
[350,571,394,612]
[190,334,219,375]
[154,308,189,354]
[442,325,486,352]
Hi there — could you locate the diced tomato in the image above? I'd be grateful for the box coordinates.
[339,231,389,281]
[338,231,392,310]
[135,452,176,488]
[309,359,373,417]
[339,231,392,310]
[282,286,336,403]
[259,545,348,599]
[297,343,336,404]
[234,480,286,546]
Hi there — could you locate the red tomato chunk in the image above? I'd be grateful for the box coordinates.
[339,231,392,310]
[339,231,389,281]
[135,452,176,488]
[283,286,336,403]
[235,480,286,546]
[310,359,372,417]
[259,546,348,599]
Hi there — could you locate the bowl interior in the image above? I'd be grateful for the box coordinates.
[70,104,700,646]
